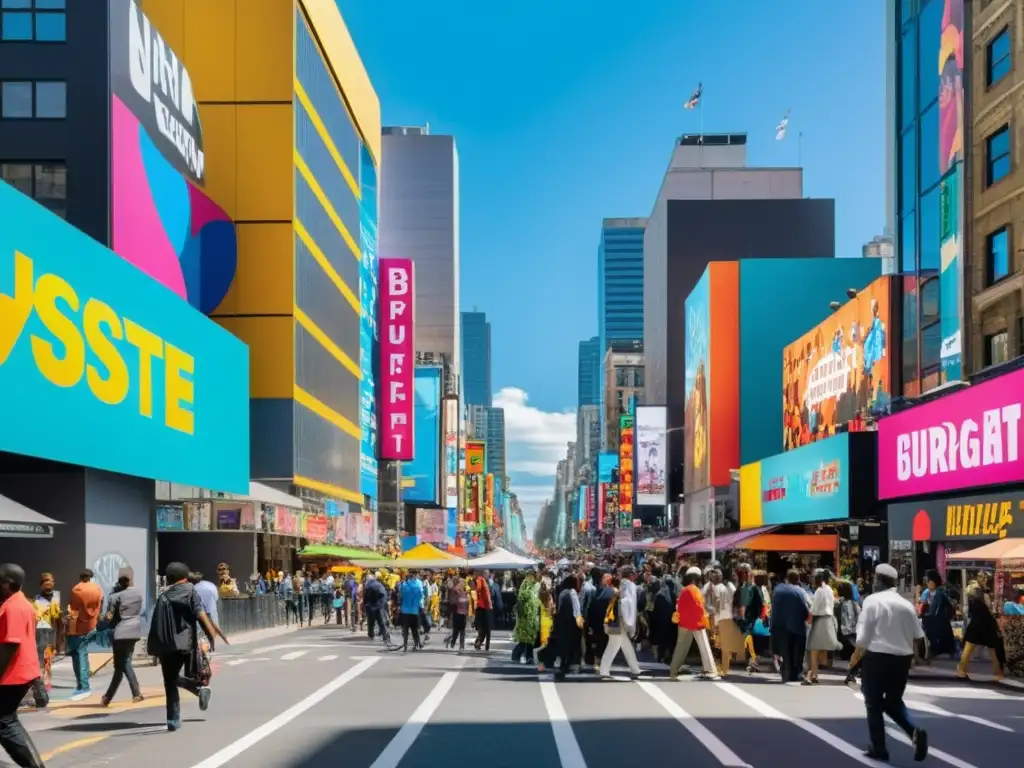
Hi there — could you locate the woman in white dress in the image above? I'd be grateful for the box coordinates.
[804,569,840,685]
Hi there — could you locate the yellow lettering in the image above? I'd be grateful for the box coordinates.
[0,251,34,365]
[164,342,194,435]
[83,298,128,406]
[123,319,163,418]
[30,273,84,388]
[946,505,956,537]
[997,501,1014,539]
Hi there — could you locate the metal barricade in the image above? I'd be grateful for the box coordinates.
[215,593,289,635]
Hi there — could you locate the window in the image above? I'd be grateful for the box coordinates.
[900,126,916,216]
[918,0,942,112]
[1,79,65,118]
[919,185,939,271]
[901,211,916,273]
[985,331,1010,367]
[900,23,917,130]
[987,125,1012,186]
[919,102,939,192]
[1,0,65,42]
[988,27,1011,86]
[987,227,1010,284]
[0,162,66,218]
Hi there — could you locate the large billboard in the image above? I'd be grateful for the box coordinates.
[378,259,415,460]
[109,0,235,314]
[938,0,964,381]
[0,180,249,492]
[888,491,1024,544]
[597,451,618,483]
[684,263,739,491]
[739,435,850,529]
[877,367,1024,500]
[465,440,485,475]
[359,146,379,499]
[636,406,667,505]
[402,367,441,504]
[783,276,893,451]
[618,413,634,525]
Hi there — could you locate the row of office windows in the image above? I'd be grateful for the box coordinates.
[1,161,65,218]
[1,79,65,119]
[1,0,65,42]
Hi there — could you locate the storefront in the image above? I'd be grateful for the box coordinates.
[878,365,1024,594]
[0,174,249,602]
[736,433,881,576]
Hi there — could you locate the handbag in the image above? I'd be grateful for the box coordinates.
[671,611,680,624]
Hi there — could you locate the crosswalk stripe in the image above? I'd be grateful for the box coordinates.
[227,659,248,666]
[539,682,587,768]
[281,651,308,661]
[852,691,1014,733]
[714,681,880,767]
[636,682,750,767]
[369,670,461,768]
[317,655,338,661]
[885,728,977,768]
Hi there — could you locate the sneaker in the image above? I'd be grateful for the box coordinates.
[198,687,212,712]
[69,689,92,702]
[167,719,181,732]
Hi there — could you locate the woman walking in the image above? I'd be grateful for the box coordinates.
[446,578,470,650]
[511,573,540,664]
[553,575,583,680]
[805,569,840,685]
[101,568,144,706]
[957,572,1004,681]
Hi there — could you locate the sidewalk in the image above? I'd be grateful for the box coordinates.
[24,622,308,716]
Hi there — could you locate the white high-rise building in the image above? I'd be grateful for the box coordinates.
[379,125,461,383]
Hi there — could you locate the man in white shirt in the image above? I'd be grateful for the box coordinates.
[855,563,928,762]
[599,567,643,680]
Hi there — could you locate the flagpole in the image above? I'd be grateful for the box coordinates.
[798,131,803,168]
[700,93,705,165]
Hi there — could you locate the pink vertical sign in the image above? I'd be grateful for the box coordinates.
[378,258,415,460]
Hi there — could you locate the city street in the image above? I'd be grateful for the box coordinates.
[15,627,1024,768]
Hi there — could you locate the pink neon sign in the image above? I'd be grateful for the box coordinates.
[877,368,1024,500]
[378,258,415,461]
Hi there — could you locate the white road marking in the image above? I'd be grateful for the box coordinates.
[317,655,338,661]
[251,643,336,653]
[715,682,886,767]
[226,659,248,666]
[368,668,462,768]
[637,682,750,767]
[281,651,308,661]
[187,657,379,768]
[906,684,1013,700]
[540,682,588,768]
[885,728,977,768]
[853,691,1014,732]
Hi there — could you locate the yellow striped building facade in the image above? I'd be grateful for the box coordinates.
[141,0,381,507]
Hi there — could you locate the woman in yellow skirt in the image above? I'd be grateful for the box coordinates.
[536,582,556,671]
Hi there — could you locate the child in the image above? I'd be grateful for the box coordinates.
[334,588,345,626]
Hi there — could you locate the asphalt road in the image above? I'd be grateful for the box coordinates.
[13,626,1024,768]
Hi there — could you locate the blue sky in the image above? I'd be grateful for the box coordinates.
[339,0,887,534]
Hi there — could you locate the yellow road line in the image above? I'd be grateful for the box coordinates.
[40,734,110,761]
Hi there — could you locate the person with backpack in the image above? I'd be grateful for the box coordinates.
[148,562,229,732]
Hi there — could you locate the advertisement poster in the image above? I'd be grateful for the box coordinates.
[598,452,618,484]
[684,270,711,491]
[887,491,1024,543]
[359,145,379,499]
[465,440,485,475]
[443,397,459,508]
[415,508,445,544]
[618,414,634,525]
[214,505,242,530]
[783,277,892,450]
[275,507,300,536]
[184,502,211,531]
[485,474,495,528]
[402,367,441,504]
[465,475,480,524]
[378,258,415,460]
[635,406,667,505]
[739,435,850,529]
[597,483,605,530]
[877,367,1024,500]
[156,506,184,531]
[938,0,964,380]
[303,514,328,542]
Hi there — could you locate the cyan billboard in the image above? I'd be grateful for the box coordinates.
[598,451,618,483]
[0,181,249,492]
[359,145,379,499]
[402,367,441,504]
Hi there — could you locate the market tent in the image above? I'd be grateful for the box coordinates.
[676,525,780,555]
[0,493,61,538]
[297,544,384,560]
[398,542,455,562]
[466,547,539,570]
[947,538,1024,567]
[350,542,467,569]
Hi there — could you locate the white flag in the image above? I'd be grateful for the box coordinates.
[776,111,790,141]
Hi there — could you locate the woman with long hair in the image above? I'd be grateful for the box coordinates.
[957,572,1004,681]
[804,569,841,685]
[553,574,583,680]
[536,580,556,672]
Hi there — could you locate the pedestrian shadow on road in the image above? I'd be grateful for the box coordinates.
[49,718,203,734]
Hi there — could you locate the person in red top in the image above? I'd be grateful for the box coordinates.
[472,571,493,651]
[668,566,719,680]
[0,563,46,767]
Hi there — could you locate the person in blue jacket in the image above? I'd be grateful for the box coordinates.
[399,572,425,652]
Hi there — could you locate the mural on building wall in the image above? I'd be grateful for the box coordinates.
[684,271,710,491]
[109,0,236,313]
[938,0,963,379]
[359,146,379,499]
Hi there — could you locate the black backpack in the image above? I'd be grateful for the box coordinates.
[146,592,177,655]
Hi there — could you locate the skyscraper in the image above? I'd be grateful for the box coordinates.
[598,218,646,356]
[484,406,506,481]
[577,336,600,408]
[379,125,461,384]
[461,311,492,406]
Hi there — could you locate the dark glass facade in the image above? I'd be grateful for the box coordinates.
[895,0,965,395]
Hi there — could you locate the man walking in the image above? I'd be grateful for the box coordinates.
[363,572,391,646]
[472,570,493,651]
[398,572,424,652]
[67,568,102,700]
[857,563,928,762]
[599,568,643,680]
[0,563,46,767]
[770,569,810,683]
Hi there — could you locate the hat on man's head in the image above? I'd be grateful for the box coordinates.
[875,563,899,580]
[685,567,702,577]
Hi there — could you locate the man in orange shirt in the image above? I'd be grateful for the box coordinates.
[668,566,719,680]
[67,569,103,700]
[472,571,493,651]
[0,563,47,766]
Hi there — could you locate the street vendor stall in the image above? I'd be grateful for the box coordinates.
[465,546,539,570]
[948,538,1024,677]
[350,542,468,569]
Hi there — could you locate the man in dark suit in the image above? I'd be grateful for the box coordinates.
[771,569,810,682]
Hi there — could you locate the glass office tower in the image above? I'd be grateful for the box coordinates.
[893,0,965,395]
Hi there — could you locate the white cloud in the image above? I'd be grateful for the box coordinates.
[494,387,575,539]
